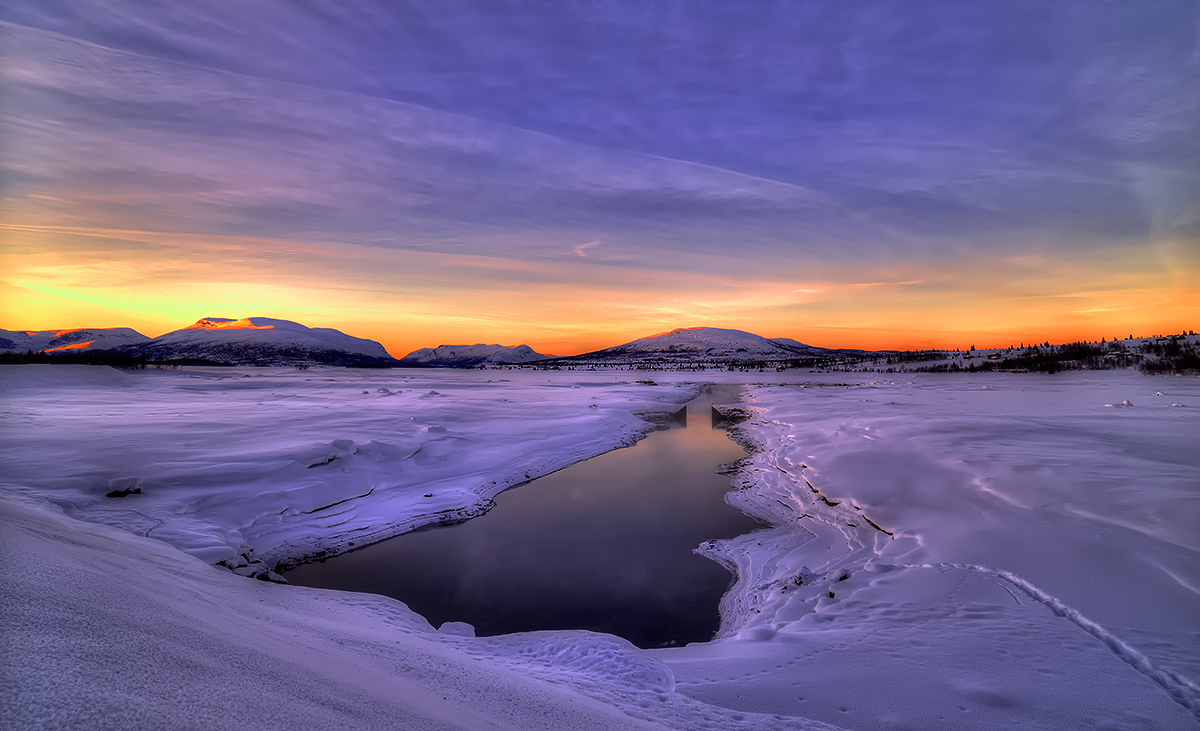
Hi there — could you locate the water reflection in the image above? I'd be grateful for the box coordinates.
[285,383,760,648]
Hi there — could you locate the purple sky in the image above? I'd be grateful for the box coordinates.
[2,1,1197,354]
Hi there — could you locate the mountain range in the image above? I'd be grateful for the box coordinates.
[0,327,150,354]
[2,318,398,367]
[2,319,854,367]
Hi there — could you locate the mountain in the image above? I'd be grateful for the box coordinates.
[117,318,398,366]
[768,337,830,356]
[549,327,834,366]
[0,327,150,354]
[399,344,549,368]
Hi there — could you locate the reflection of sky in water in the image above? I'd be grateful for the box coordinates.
[286,385,761,647]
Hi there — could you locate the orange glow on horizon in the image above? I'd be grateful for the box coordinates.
[43,340,97,352]
[2,223,1196,359]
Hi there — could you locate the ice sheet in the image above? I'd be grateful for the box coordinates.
[0,365,705,569]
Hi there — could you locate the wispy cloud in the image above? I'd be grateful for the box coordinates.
[574,241,601,258]
[1,4,1196,352]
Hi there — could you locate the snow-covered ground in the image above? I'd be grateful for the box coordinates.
[0,365,701,573]
[2,365,1197,730]
[670,372,1200,730]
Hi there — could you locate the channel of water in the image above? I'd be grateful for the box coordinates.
[284,383,760,648]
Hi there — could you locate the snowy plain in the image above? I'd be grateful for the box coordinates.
[1,365,1197,730]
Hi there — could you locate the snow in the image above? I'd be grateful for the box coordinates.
[2,365,1197,729]
[400,343,549,367]
[0,364,704,569]
[0,327,150,353]
[1,493,825,731]
[665,371,1200,729]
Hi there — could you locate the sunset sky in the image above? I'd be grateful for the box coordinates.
[2,1,1197,357]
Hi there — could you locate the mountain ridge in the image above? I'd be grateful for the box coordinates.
[0,327,151,354]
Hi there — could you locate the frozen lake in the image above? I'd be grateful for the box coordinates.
[3,365,1197,730]
[285,384,762,648]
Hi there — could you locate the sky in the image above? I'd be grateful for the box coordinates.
[1,0,1198,357]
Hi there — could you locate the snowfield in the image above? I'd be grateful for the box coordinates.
[0,366,701,573]
[2,365,1197,730]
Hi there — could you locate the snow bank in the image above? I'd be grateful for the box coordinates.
[0,492,845,730]
[660,371,1200,730]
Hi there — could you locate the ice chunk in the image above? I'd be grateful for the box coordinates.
[105,476,142,497]
[438,621,476,637]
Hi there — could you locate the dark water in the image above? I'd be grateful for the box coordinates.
[284,383,760,648]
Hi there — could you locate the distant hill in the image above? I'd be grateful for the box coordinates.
[542,327,840,366]
[115,318,398,366]
[399,343,549,368]
[0,327,150,354]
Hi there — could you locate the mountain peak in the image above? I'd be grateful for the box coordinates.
[550,326,831,365]
[123,317,396,365]
[399,343,549,367]
[184,317,276,331]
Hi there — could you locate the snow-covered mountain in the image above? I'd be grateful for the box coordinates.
[554,327,832,365]
[119,318,398,366]
[0,327,150,354]
[768,337,830,356]
[399,344,549,368]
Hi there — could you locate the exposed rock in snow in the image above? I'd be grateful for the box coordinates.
[400,343,549,367]
[0,327,150,354]
[117,317,399,366]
